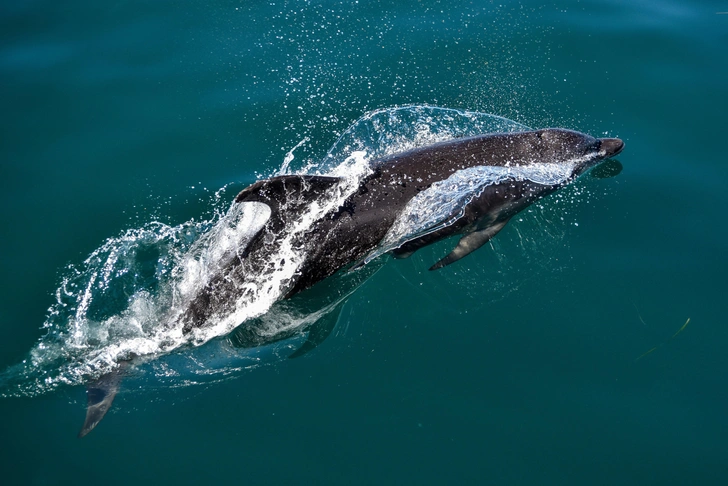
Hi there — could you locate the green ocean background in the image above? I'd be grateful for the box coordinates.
[1,1,727,484]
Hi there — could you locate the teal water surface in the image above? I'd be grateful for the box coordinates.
[1,1,727,485]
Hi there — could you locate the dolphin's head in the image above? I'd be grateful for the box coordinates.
[528,128,624,177]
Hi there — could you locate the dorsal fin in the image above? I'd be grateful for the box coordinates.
[429,218,511,270]
[235,175,343,206]
[234,175,344,236]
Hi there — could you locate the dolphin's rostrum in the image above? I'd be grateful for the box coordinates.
[79,127,624,436]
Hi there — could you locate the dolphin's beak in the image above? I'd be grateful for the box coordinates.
[598,138,624,157]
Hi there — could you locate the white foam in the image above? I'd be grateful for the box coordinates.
[188,150,373,345]
[175,201,271,303]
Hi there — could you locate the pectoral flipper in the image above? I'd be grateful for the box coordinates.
[429,218,511,270]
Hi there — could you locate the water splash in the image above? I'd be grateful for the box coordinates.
[284,105,531,174]
[0,106,534,398]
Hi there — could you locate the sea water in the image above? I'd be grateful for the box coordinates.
[1,1,726,485]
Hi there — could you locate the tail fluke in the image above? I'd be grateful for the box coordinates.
[78,367,124,438]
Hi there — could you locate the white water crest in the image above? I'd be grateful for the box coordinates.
[0,106,530,398]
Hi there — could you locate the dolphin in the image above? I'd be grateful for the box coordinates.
[79,127,623,437]
[181,128,623,328]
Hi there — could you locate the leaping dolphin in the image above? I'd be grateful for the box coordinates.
[181,128,623,327]
[79,127,623,437]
